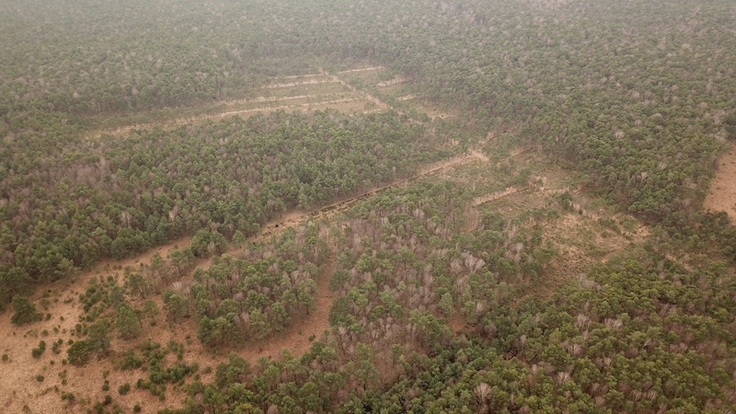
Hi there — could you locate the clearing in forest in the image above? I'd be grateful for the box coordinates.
[439,147,649,298]
[704,142,736,223]
[83,64,462,140]
[83,69,382,139]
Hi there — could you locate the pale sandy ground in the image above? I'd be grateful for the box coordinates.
[704,142,736,222]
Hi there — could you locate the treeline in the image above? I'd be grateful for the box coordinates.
[0,110,446,308]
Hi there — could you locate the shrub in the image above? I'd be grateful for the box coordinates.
[66,339,94,366]
[35,375,44,382]
[118,383,131,395]
[32,340,46,358]
[116,349,144,370]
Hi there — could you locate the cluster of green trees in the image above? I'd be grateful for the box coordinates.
[326,182,552,351]
[0,110,443,307]
[187,222,329,347]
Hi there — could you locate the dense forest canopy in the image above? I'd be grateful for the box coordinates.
[3,0,736,413]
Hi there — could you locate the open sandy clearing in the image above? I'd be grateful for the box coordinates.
[704,141,736,222]
[82,66,454,141]
[0,237,195,414]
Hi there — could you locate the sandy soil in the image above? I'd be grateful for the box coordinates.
[0,236,193,414]
[704,142,736,222]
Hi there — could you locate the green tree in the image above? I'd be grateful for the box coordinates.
[125,272,149,299]
[87,319,112,357]
[10,295,42,325]
[116,304,143,340]
[163,290,190,321]
[439,292,454,317]
[232,230,247,248]
[198,315,238,348]
[67,340,94,366]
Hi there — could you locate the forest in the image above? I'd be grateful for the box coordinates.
[2,0,736,413]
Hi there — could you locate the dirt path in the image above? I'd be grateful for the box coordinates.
[321,68,390,111]
[336,66,385,74]
[265,78,335,88]
[474,187,520,206]
[704,141,736,223]
[470,149,490,162]
[84,94,359,139]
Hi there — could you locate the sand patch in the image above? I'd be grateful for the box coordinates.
[704,142,736,222]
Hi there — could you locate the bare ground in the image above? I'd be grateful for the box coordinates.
[0,237,194,414]
[704,142,736,222]
[335,66,385,74]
